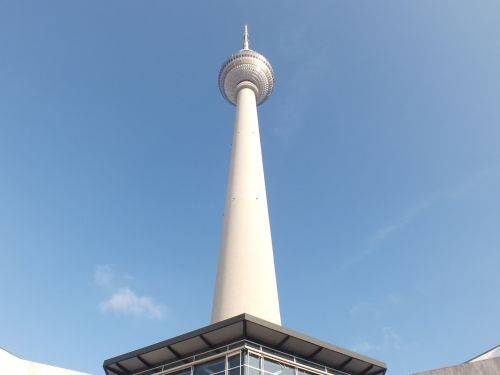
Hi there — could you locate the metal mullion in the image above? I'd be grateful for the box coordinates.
[245,348,333,375]
[159,347,245,375]
[136,339,352,375]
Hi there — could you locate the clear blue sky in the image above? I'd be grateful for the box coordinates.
[1,1,499,374]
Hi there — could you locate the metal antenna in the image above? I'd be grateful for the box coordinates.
[243,24,249,50]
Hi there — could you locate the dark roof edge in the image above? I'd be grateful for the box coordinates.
[103,314,246,366]
[244,314,386,369]
[103,313,387,370]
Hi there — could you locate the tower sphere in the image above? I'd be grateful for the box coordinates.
[219,26,275,106]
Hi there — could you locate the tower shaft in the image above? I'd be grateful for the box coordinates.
[211,86,281,325]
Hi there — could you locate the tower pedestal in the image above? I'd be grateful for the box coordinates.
[103,314,387,375]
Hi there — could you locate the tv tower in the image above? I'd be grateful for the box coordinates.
[212,25,281,325]
[103,26,387,375]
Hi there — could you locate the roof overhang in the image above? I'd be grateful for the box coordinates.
[103,314,387,375]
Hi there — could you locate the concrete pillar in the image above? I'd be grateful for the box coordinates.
[211,85,281,325]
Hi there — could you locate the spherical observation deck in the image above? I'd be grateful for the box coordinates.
[219,26,275,106]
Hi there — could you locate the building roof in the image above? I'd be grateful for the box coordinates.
[0,347,90,375]
[103,314,386,375]
[466,344,500,363]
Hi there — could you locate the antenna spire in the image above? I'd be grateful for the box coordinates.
[243,24,249,50]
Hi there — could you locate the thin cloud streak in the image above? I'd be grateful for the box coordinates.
[369,199,431,245]
[339,166,494,272]
[382,327,401,350]
[370,165,496,246]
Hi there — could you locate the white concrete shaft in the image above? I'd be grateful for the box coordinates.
[211,86,281,325]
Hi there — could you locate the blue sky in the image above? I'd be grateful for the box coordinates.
[1,1,499,374]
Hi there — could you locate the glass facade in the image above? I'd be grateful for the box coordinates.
[194,357,225,375]
[263,358,294,375]
[228,353,241,375]
[145,342,349,375]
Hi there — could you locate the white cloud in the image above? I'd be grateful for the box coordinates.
[351,340,378,354]
[349,302,381,317]
[385,292,400,306]
[94,265,167,319]
[350,327,402,355]
[99,287,166,319]
[94,265,114,289]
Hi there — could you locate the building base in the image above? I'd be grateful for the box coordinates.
[103,314,386,375]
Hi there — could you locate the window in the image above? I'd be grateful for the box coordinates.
[228,353,241,375]
[244,353,261,375]
[171,369,192,375]
[194,358,225,375]
[263,358,294,375]
[246,353,260,369]
[228,354,240,369]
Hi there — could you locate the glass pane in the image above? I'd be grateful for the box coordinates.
[229,368,241,375]
[246,366,261,375]
[228,354,241,369]
[263,359,294,375]
[194,358,225,375]
[173,369,192,375]
[263,359,280,374]
[248,354,260,369]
